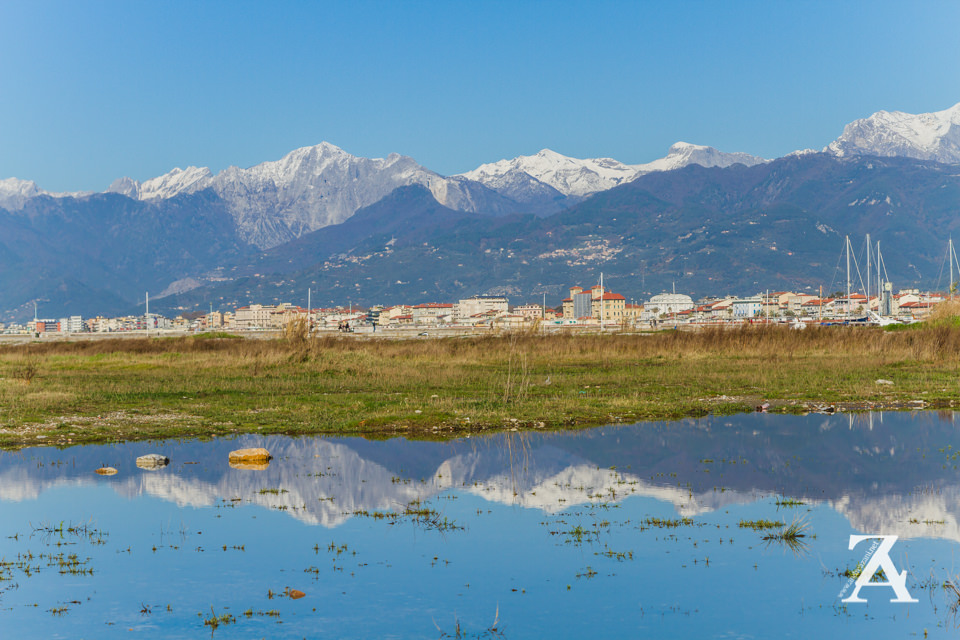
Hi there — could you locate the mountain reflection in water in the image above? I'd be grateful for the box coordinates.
[2,411,958,540]
[4,411,960,639]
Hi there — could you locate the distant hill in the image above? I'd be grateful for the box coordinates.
[0,191,255,320]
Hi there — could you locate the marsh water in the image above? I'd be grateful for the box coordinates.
[2,412,960,638]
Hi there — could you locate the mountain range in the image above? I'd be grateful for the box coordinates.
[1,102,958,321]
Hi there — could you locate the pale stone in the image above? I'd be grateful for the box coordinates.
[95,467,118,476]
[136,454,170,469]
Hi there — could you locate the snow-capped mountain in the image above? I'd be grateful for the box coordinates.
[9,98,959,258]
[633,141,767,173]
[1,140,768,250]
[826,102,960,164]
[458,143,767,201]
[107,143,509,248]
[0,177,91,211]
[460,148,639,198]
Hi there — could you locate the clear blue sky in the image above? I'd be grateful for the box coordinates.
[2,0,959,192]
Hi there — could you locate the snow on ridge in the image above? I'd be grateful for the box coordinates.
[826,101,960,164]
[138,166,214,200]
[0,177,93,210]
[99,142,510,248]
[632,141,767,174]
[460,143,767,197]
[459,148,641,197]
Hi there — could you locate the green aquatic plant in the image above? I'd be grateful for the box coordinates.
[202,607,235,630]
[642,517,694,529]
[761,517,810,556]
[775,497,806,508]
[738,519,785,530]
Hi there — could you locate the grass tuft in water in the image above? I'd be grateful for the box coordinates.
[761,517,810,555]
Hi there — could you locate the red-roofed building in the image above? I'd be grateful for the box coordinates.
[624,303,643,322]
[709,298,736,319]
[596,291,626,323]
[898,300,936,319]
[800,298,835,317]
[513,303,544,319]
[786,293,817,314]
[562,284,628,323]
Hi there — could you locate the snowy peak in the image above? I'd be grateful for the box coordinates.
[460,144,767,198]
[98,142,513,249]
[459,149,638,197]
[218,142,424,192]
[0,177,91,211]
[633,141,767,174]
[0,177,43,208]
[826,102,960,164]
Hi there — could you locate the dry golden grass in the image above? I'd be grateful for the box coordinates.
[0,325,958,447]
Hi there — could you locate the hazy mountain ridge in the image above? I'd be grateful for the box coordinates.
[0,191,255,319]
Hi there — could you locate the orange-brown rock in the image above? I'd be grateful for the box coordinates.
[95,467,118,476]
[288,589,306,600]
[228,448,272,464]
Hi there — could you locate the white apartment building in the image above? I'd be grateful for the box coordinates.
[455,296,508,321]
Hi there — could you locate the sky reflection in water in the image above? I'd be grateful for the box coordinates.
[2,411,960,638]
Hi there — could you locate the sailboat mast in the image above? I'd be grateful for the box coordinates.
[877,241,882,315]
[845,236,851,316]
[947,236,953,298]
[865,233,871,302]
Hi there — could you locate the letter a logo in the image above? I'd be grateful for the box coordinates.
[841,535,917,603]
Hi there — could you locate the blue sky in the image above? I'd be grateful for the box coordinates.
[2,0,959,192]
